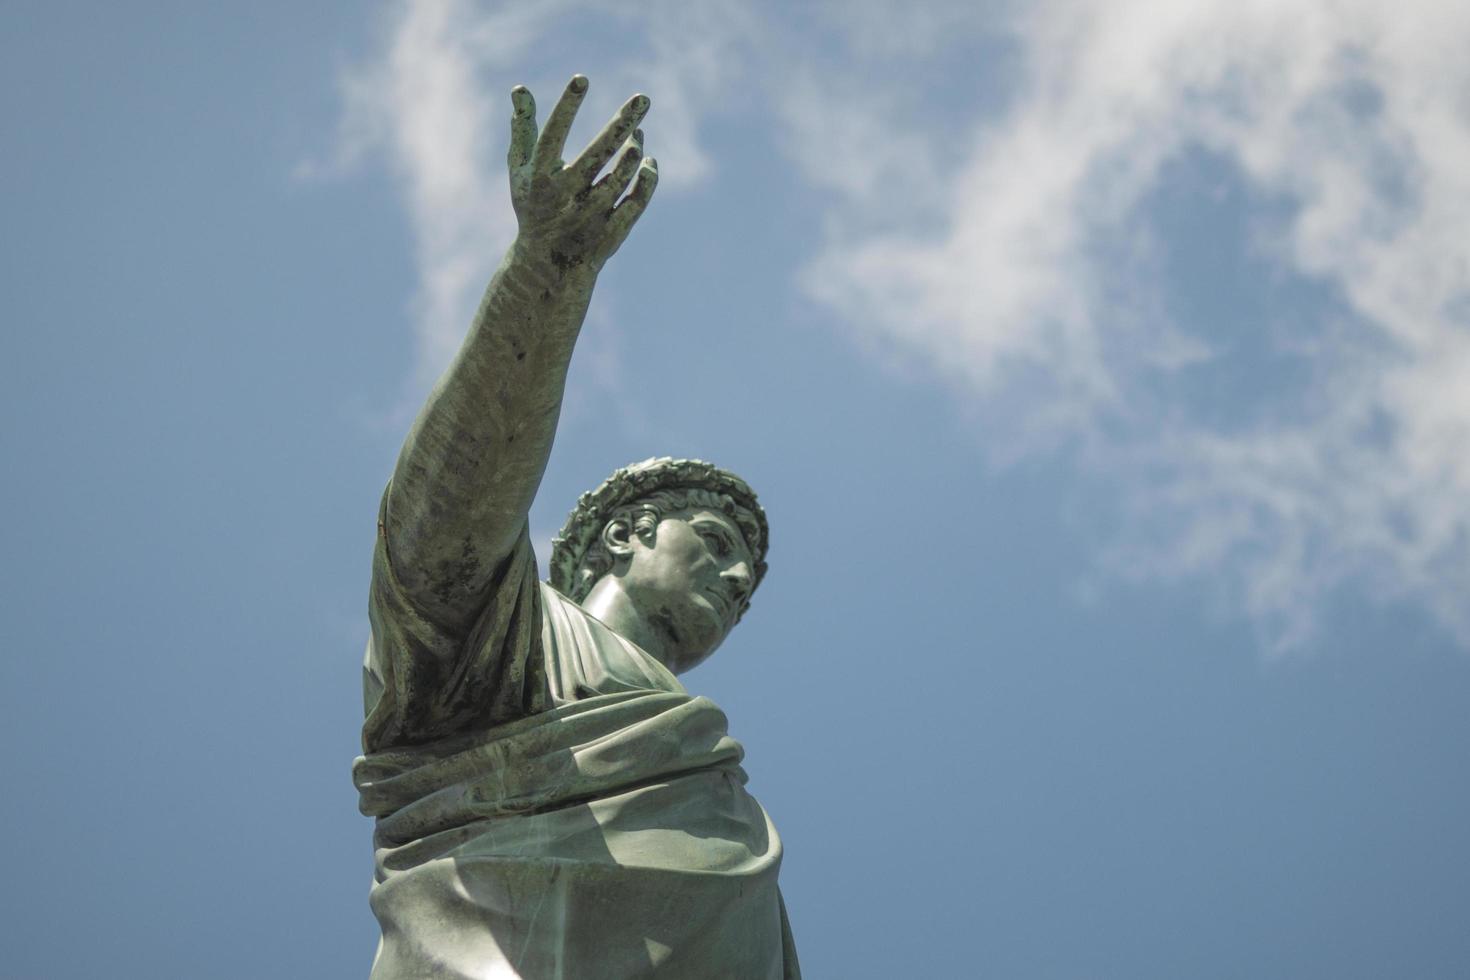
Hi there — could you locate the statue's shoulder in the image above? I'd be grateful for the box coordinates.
[537,580,686,700]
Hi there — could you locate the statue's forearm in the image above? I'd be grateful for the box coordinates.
[381,76,656,629]
[384,241,595,627]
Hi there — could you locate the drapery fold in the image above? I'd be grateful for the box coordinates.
[357,486,800,977]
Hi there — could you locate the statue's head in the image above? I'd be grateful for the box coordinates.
[549,458,768,673]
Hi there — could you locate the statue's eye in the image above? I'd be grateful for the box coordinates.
[700,530,729,556]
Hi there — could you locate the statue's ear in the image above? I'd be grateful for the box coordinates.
[600,516,635,562]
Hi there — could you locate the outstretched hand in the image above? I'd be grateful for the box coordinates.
[508,75,658,276]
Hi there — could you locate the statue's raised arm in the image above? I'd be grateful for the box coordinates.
[384,75,656,629]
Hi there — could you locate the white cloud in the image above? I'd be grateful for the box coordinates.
[321,0,1470,652]
[316,0,749,401]
[790,0,1470,651]
[316,0,545,397]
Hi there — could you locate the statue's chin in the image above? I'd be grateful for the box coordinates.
[668,607,731,673]
[658,630,720,676]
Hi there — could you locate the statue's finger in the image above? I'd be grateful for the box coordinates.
[570,93,650,185]
[508,85,537,170]
[590,131,643,206]
[604,157,658,254]
[533,75,589,173]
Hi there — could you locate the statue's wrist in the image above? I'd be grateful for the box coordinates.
[507,235,600,293]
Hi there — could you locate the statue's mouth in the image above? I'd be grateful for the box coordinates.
[704,588,732,620]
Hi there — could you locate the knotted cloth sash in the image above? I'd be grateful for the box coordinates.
[354,689,797,978]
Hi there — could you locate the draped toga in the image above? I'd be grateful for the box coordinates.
[354,491,800,978]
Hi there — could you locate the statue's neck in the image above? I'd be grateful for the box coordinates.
[579,577,672,669]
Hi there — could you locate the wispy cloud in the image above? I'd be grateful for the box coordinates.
[320,0,1470,652]
[312,0,750,404]
[788,0,1470,651]
[322,0,542,393]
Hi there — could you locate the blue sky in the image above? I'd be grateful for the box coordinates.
[5,2,1470,977]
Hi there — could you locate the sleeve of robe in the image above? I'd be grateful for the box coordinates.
[361,483,551,754]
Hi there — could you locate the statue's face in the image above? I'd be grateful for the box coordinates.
[617,507,756,673]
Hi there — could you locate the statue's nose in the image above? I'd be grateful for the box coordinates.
[721,561,753,603]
